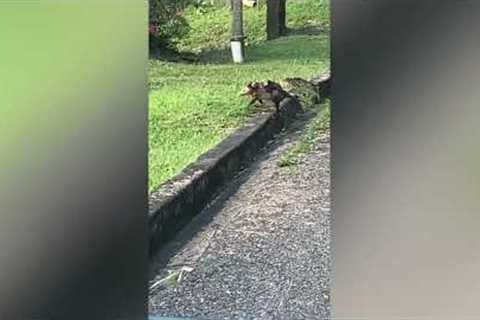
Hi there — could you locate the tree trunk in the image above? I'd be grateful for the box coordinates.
[279,0,287,35]
[266,0,281,40]
[231,0,244,41]
[231,0,245,63]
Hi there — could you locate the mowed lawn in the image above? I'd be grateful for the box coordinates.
[149,0,330,192]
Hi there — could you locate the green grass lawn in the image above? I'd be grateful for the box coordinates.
[149,0,330,192]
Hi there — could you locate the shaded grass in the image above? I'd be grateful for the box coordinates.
[278,99,330,168]
[176,0,330,54]
[149,0,330,192]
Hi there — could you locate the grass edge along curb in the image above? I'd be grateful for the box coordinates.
[148,72,331,259]
[277,99,330,168]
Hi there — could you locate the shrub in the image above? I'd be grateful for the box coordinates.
[149,0,193,50]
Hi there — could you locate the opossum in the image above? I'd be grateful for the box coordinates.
[240,80,290,113]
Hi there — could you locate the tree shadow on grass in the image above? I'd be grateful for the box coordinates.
[244,35,329,64]
[154,34,330,65]
[286,25,329,36]
[149,47,201,64]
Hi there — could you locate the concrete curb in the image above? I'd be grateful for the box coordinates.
[148,73,331,259]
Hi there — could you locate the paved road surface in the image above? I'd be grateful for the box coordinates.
[149,113,331,320]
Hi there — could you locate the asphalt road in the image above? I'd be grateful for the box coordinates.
[149,113,331,320]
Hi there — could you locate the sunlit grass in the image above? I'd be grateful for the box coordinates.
[149,0,330,192]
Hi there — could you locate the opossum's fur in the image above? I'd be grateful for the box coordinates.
[240,80,290,113]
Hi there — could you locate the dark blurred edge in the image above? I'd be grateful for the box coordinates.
[0,2,149,320]
[331,0,480,318]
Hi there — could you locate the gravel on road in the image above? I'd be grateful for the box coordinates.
[149,112,331,320]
